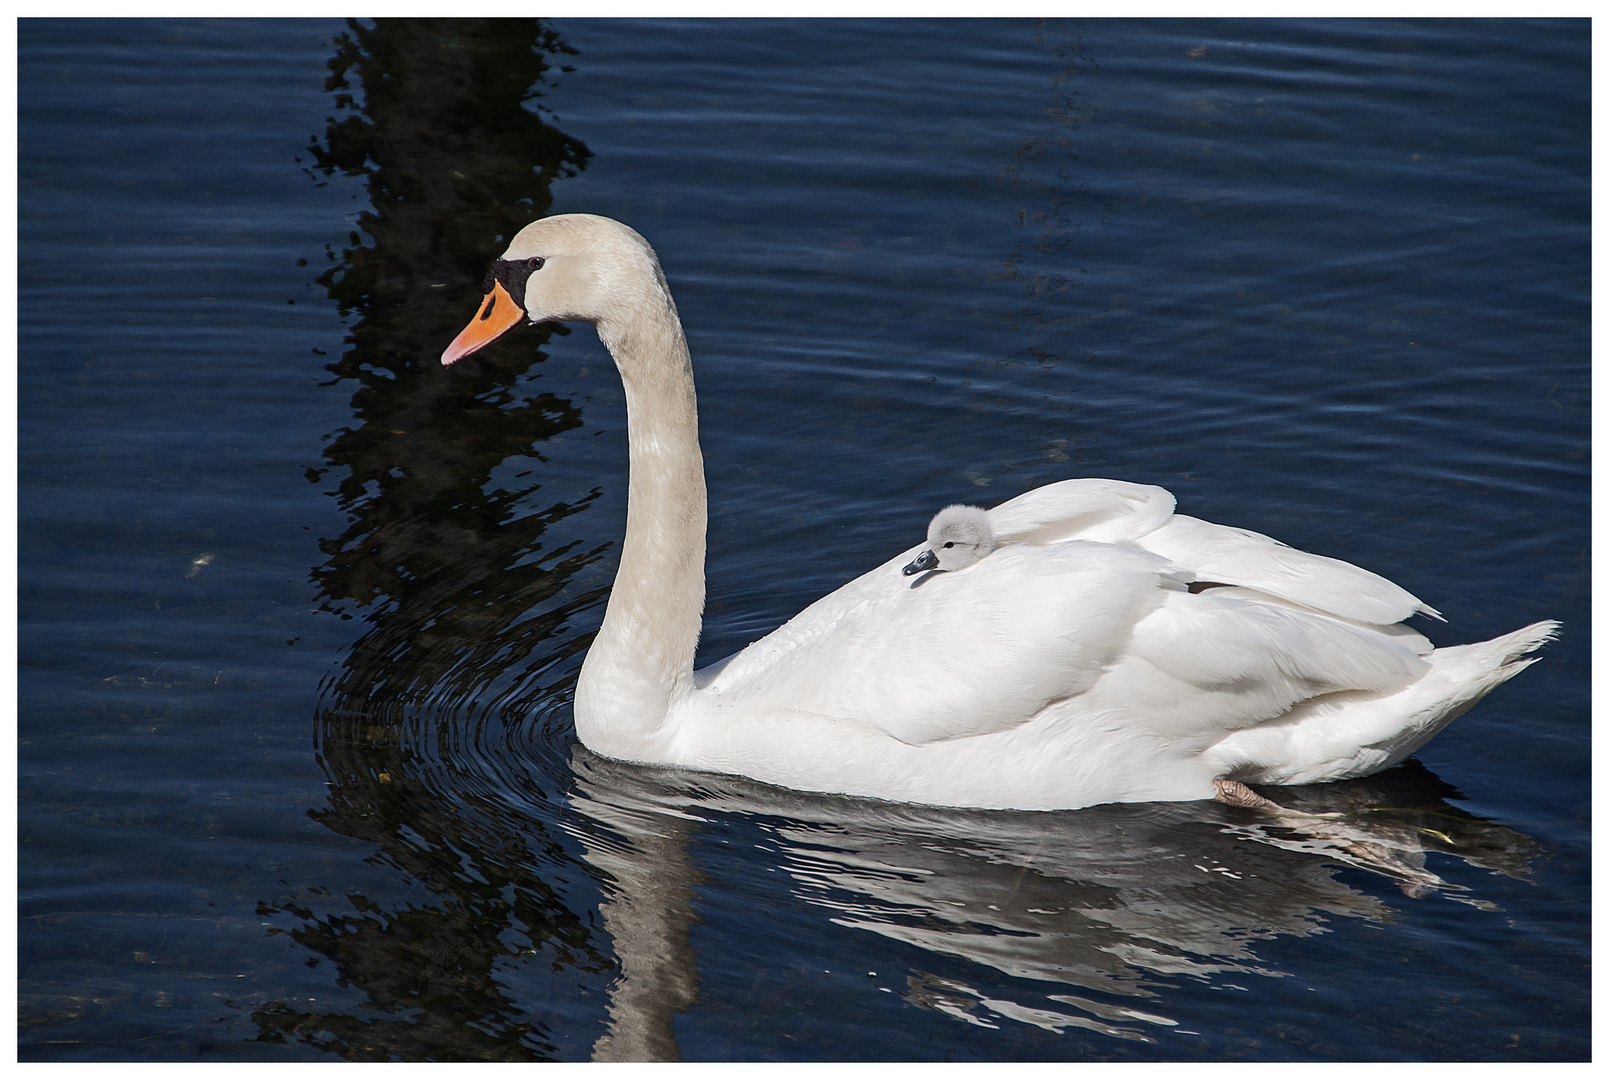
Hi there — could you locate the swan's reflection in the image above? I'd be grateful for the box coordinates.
[564,749,1535,1047]
[563,772,703,1060]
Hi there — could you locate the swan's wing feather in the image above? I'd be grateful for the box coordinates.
[1128,590,1430,702]
[1201,587,1436,654]
[703,541,1179,745]
[1137,513,1435,625]
[986,478,1175,544]
[982,479,1430,626]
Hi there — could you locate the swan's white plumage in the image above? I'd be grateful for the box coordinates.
[685,480,1440,789]
[703,540,1184,746]
[443,213,1558,811]
[1140,512,1441,625]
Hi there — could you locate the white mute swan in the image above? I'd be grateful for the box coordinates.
[441,213,1558,812]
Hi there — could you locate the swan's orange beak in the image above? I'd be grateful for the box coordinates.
[441,280,524,365]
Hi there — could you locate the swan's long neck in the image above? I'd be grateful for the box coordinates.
[573,296,707,759]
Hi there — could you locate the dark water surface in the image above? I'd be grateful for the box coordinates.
[18,18,1588,1061]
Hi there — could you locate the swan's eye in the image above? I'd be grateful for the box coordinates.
[527,257,545,271]
[942,541,955,548]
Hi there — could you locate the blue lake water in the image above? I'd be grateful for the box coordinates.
[18,17,1588,1061]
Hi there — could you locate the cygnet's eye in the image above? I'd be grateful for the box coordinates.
[942,541,955,548]
[526,257,545,271]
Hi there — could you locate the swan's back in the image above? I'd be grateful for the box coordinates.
[696,478,1434,752]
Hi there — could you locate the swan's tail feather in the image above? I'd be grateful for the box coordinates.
[1206,619,1561,787]
[1489,619,1561,666]
[1427,619,1560,693]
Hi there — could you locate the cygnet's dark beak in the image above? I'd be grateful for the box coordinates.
[902,549,939,577]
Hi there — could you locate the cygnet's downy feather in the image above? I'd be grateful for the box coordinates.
[903,505,998,576]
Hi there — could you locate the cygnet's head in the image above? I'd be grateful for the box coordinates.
[902,504,997,576]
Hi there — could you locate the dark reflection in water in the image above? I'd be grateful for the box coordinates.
[270,18,613,1061]
[304,17,603,721]
[254,718,610,1060]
